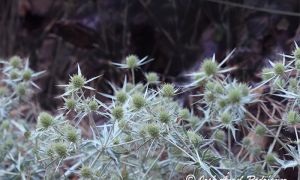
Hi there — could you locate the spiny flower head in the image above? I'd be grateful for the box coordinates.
[65,98,76,110]
[273,63,285,76]
[38,112,54,129]
[159,110,171,123]
[53,142,68,158]
[9,70,19,80]
[70,74,86,89]
[112,106,124,120]
[126,55,138,69]
[16,83,27,97]
[295,60,300,70]
[161,83,175,97]
[227,87,242,104]
[80,166,93,178]
[9,56,22,68]
[287,110,300,125]
[125,134,133,142]
[146,72,159,84]
[146,123,160,138]
[66,128,78,143]
[239,83,250,96]
[187,130,202,145]
[201,58,218,76]
[217,99,228,109]
[220,112,231,125]
[132,93,146,109]
[255,125,266,136]
[204,91,215,103]
[214,130,225,141]
[88,99,98,111]
[22,69,33,81]
[293,47,300,60]
[115,90,127,104]
[118,119,128,130]
[179,108,190,119]
[242,137,251,147]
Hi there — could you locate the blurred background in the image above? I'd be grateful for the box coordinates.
[1,0,300,110]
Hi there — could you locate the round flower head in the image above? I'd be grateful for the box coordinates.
[201,58,218,76]
[188,116,199,127]
[294,47,300,60]
[125,134,133,142]
[239,83,249,96]
[126,55,138,69]
[179,108,190,119]
[38,112,54,129]
[9,56,22,68]
[112,106,124,120]
[80,166,93,178]
[295,60,300,70]
[289,78,298,90]
[255,125,266,136]
[220,112,231,125]
[204,91,215,103]
[187,131,202,145]
[159,110,170,123]
[217,98,228,109]
[251,146,262,156]
[227,87,242,104]
[254,164,263,174]
[146,72,159,84]
[88,100,98,111]
[214,130,225,141]
[214,83,224,94]
[242,137,251,147]
[53,142,68,158]
[132,94,146,109]
[10,70,19,80]
[287,110,300,125]
[70,74,86,89]
[205,81,215,91]
[22,69,33,81]
[161,83,175,97]
[115,90,127,104]
[118,119,128,130]
[65,98,76,110]
[273,63,285,76]
[146,123,160,138]
[66,128,78,143]
[16,83,27,97]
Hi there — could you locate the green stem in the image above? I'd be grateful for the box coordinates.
[131,69,135,85]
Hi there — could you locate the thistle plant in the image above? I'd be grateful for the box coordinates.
[0,56,45,179]
[3,47,300,179]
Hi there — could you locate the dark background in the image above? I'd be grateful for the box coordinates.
[1,0,300,110]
